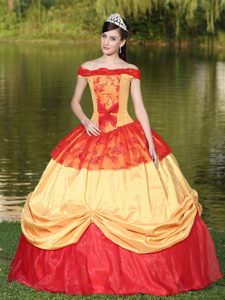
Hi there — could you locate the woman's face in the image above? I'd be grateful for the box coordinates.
[101,29,125,56]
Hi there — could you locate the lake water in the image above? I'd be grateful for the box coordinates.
[0,42,224,229]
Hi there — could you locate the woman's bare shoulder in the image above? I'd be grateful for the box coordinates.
[118,61,139,70]
[126,63,139,70]
[80,59,102,70]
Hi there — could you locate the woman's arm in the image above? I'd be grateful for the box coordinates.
[71,76,88,122]
[130,77,159,167]
[71,76,101,136]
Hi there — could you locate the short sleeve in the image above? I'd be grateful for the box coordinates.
[77,66,89,78]
[129,68,141,80]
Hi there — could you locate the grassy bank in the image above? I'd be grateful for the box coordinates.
[1,34,225,51]
[0,221,224,300]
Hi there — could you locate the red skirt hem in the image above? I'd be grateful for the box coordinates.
[8,213,222,296]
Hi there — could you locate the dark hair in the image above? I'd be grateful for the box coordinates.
[101,20,130,61]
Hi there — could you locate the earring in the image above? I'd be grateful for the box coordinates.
[119,46,122,53]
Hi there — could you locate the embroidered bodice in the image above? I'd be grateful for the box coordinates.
[78,66,141,133]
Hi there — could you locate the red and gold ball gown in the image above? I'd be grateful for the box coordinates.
[8,66,222,296]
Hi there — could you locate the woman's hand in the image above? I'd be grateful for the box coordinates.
[149,146,159,168]
[82,118,101,136]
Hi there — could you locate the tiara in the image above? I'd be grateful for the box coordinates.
[106,13,129,32]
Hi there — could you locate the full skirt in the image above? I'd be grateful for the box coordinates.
[8,120,222,296]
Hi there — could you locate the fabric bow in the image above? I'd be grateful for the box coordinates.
[98,102,119,127]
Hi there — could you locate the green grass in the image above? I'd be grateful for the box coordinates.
[0,222,224,300]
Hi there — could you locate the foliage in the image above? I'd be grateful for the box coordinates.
[0,0,225,42]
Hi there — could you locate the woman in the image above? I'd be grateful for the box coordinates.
[8,13,222,296]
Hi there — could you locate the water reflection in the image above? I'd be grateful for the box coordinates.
[0,43,224,228]
[0,195,25,220]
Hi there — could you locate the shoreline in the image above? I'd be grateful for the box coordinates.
[0,36,225,50]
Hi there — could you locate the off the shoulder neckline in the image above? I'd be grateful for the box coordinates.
[79,66,139,72]
[77,66,141,79]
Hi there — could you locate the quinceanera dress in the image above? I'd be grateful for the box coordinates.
[8,66,222,296]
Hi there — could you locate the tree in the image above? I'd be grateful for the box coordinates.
[7,0,14,10]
